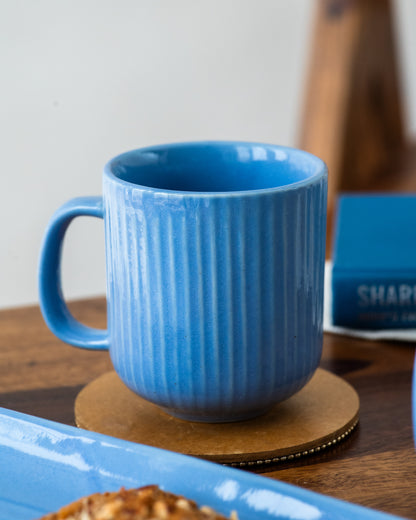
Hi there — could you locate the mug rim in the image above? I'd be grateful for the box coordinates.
[103,140,328,197]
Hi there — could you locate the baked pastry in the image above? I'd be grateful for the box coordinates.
[39,485,236,520]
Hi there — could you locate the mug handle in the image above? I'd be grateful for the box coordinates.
[38,196,109,350]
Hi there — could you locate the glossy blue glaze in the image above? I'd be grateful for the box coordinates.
[38,197,109,349]
[39,142,327,422]
[0,408,403,520]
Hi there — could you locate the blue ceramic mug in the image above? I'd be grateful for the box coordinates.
[39,141,328,422]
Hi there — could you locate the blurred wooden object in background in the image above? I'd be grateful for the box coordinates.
[299,0,416,255]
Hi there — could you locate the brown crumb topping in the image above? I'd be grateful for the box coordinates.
[39,485,236,520]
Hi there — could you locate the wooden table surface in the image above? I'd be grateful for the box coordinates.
[1,298,415,519]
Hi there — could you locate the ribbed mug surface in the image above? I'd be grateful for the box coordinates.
[103,142,327,422]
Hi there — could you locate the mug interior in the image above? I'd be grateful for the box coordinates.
[107,142,325,193]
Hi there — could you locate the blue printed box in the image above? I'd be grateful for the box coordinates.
[331,194,416,329]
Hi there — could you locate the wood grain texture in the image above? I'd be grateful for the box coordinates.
[299,0,408,255]
[0,298,415,518]
[0,300,111,394]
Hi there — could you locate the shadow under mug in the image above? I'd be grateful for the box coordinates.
[39,141,328,422]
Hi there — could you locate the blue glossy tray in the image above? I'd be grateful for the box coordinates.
[0,407,404,520]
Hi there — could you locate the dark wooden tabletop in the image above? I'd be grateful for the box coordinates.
[0,298,415,519]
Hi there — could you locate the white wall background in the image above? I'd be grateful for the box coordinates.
[1,0,415,309]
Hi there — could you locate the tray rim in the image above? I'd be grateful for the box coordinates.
[0,407,403,520]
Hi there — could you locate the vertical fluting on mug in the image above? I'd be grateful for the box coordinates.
[103,143,327,422]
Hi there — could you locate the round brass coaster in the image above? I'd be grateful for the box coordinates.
[75,368,359,466]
